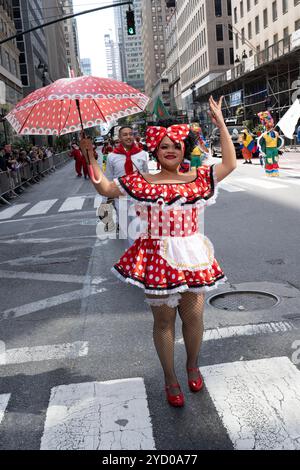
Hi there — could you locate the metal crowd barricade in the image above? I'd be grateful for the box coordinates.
[0,151,71,205]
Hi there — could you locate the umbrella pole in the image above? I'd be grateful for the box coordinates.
[76,99,101,184]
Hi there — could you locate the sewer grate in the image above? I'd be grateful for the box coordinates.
[207,291,280,311]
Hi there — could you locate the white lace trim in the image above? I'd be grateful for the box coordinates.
[145,293,181,308]
[111,267,227,296]
[113,165,219,212]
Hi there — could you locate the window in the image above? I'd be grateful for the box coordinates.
[241,27,245,44]
[255,16,260,34]
[263,9,268,28]
[215,0,222,16]
[272,1,278,21]
[228,24,233,40]
[248,22,252,39]
[230,47,234,64]
[227,0,232,15]
[234,7,237,23]
[217,48,225,65]
[296,19,300,31]
[282,0,288,14]
[247,0,251,12]
[240,1,244,18]
[216,24,223,41]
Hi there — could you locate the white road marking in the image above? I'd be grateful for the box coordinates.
[1,287,107,320]
[0,341,88,366]
[58,197,86,212]
[202,357,300,450]
[0,204,30,220]
[40,378,155,450]
[0,236,97,244]
[22,200,58,217]
[279,178,300,186]
[219,182,246,192]
[0,269,107,285]
[176,321,296,344]
[1,245,89,266]
[237,177,287,189]
[0,394,10,425]
[94,195,102,208]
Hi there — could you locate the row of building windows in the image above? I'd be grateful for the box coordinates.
[235,20,300,48]
[235,0,300,25]
[179,29,207,68]
[181,51,208,87]
[0,46,19,78]
[235,0,300,22]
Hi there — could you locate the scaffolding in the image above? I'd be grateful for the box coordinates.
[195,35,300,134]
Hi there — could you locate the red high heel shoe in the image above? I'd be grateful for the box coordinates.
[165,384,184,407]
[187,367,204,392]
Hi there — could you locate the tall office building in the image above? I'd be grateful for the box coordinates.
[42,0,68,81]
[62,0,81,77]
[231,0,300,59]
[176,0,233,112]
[12,0,49,95]
[80,58,92,76]
[165,3,182,112]
[0,0,22,143]
[105,31,121,80]
[114,0,144,90]
[141,0,174,98]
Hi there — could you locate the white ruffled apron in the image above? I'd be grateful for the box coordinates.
[158,233,215,272]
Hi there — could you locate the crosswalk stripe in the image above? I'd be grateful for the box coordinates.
[0,204,30,220]
[176,320,296,344]
[40,378,155,450]
[0,394,10,425]
[0,341,88,366]
[237,177,287,189]
[22,199,58,217]
[279,178,300,186]
[94,195,102,208]
[219,182,246,192]
[58,197,86,212]
[202,357,300,450]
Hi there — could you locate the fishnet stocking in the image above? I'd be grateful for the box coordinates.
[146,295,179,393]
[178,292,205,381]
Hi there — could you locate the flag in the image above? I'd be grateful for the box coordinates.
[277,99,300,139]
[153,96,170,120]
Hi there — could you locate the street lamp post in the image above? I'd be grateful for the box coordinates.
[190,82,197,122]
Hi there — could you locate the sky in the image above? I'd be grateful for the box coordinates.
[73,1,116,77]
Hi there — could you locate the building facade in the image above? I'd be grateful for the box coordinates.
[232,0,300,60]
[62,0,81,77]
[42,0,68,82]
[114,0,145,91]
[80,58,92,76]
[105,31,121,80]
[141,0,174,99]
[165,4,182,113]
[12,0,49,95]
[176,0,234,117]
[0,0,22,144]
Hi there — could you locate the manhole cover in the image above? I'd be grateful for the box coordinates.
[207,291,280,311]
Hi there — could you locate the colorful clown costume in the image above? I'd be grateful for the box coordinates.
[257,111,284,177]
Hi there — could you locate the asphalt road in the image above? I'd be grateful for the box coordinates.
[0,153,300,451]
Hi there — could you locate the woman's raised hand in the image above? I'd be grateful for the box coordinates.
[208,95,225,129]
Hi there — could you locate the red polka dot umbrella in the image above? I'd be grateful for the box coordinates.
[5,76,149,137]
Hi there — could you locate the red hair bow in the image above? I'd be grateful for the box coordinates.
[146,124,190,152]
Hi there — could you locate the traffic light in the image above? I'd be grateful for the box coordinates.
[126,9,136,36]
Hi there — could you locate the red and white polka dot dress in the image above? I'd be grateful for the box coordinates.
[111,165,226,296]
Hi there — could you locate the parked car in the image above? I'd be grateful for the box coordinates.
[210,126,255,158]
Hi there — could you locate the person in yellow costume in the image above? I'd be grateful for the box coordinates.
[239,129,257,164]
[257,111,284,177]
[190,123,210,168]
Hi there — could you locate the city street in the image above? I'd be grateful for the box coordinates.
[0,153,300,450]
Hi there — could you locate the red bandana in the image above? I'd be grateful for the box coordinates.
[146,125,190,153]
[113,144,141,175]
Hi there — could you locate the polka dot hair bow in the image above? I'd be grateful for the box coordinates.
[146,124,190,152]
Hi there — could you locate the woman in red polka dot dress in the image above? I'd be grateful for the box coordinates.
[87,96,237,407]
